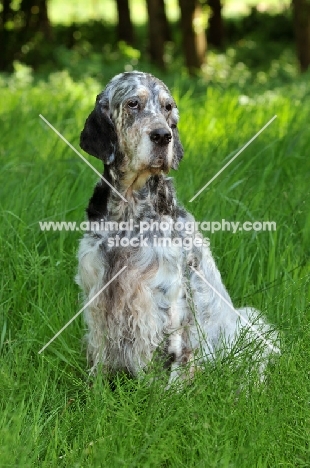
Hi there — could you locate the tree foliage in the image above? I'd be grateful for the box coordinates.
[0,0,51,70]
[0,0,307,75]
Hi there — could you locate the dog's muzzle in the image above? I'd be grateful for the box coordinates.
[149,127,172,171]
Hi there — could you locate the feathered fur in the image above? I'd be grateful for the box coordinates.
[76,71,279,383]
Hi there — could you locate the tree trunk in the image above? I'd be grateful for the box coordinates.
[38,0,52,39]
[0,0,12,70]
[159,0,171,41]
[146,0,170,68]
[20,0,52,38]
[207,0,224,48]
[115,0,134,44]
[178,0,207,75]
[292,0,310,72]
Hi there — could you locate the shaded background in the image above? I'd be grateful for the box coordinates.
[1,0,309,83]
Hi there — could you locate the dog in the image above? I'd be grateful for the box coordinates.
[76,71,278,384]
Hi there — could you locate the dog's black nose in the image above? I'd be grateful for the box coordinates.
[150,128,172,146]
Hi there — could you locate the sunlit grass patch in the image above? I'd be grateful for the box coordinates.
[0,70,309,466]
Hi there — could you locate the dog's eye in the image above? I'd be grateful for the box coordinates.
[127,100,139,109]
[165,103,172,112]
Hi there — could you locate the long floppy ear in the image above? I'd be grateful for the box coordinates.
[80,93,117,165]
[171,125,184,170]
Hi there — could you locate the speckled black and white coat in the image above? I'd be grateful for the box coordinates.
[76,71,278,383]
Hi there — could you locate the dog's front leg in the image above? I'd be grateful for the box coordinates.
[76,235,108,373]
[165,285,198,386]
[186,240,240,359]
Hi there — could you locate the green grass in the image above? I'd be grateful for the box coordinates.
[0,66,310,467]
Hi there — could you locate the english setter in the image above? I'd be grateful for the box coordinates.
[76,71,278,384]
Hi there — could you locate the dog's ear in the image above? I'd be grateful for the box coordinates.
[171,126,184,170]
[80,93,116,165]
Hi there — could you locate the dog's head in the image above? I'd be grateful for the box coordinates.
[80,72,184,180]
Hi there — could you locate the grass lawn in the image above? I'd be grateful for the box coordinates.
[0,64,310,467]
